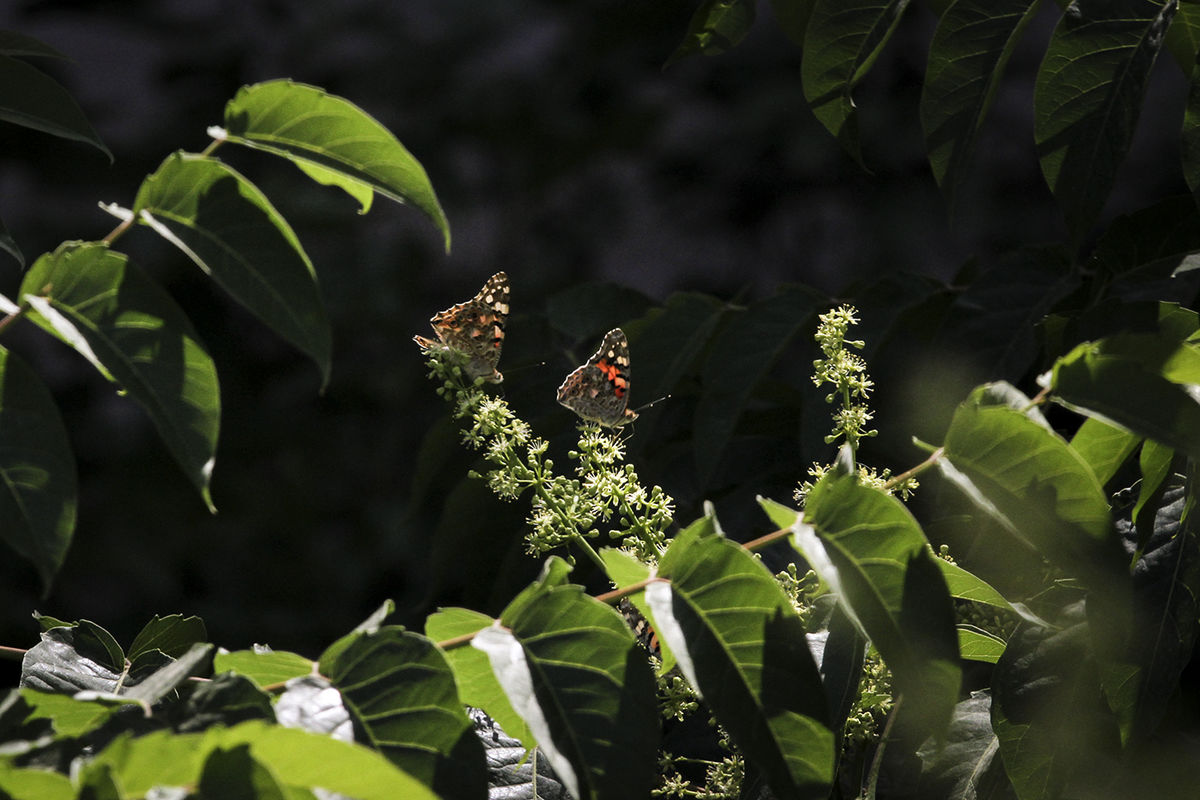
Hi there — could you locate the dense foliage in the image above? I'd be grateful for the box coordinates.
[2,1,1200,798]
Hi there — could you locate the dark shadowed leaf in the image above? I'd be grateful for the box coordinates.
[765,470,962,740]
[320,626,487,800]
[477,570,658,800]
[917,691,1015,799]
[921,0,1043,209]
[656,529,834,800]
[801,0,913,165]
[695,284,824,485]
[19,242,220,510]
[0,53,110,158]
[133,153,331,387]
[942,383,1127,598]
[0,346,75,592]
[127,614,208,662]
[667,0,757,66]
[1034,0,1177,243]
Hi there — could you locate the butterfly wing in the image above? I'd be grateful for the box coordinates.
[556,327,637,427]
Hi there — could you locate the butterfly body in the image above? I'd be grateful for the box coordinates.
[413,271,509,383]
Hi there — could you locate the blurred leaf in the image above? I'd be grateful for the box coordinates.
[1070,417,1140,486]
[917,692,1014,799]
[89,720,439,799]
[0,52,110,158]
[321,627,487,800]
[133,153,331,387]
[656,529,834,800]
[21,688,120,737]
[667,0,756,66]
[479,575,659,800]
[992,620,1121,800]
[198,744,288,800]
[20,242,220,510]
[424,607,534,751]
[127,614,208,662]
[1133,439,1174,548]
[222,80,449,251]
[695,284,824,485]
[921,0,1043,209]
[770,468,963,740]
[802,0,913,165]
[942,383,1127,594]
[1034,0,1177,243]
[1117,486,1200,741]
[0,346,75,592]
[212,649,314,687]
[626,290,727,413]
[0,761,73,800]
[1050,336,1200,460]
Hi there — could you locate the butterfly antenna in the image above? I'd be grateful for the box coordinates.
[631,393,671,415]
[498,359,547,378]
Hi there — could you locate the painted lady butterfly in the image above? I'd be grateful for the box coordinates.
[413,272,509,383]
[556,327,638,427]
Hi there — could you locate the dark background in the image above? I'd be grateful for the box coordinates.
[0,1,1187,663]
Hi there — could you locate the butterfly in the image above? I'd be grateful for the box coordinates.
[556,327,638,427]
[413,272,509,383]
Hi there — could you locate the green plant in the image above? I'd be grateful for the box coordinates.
[4,3,1200,799]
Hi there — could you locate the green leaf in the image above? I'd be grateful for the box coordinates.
[695,284,824,485]
[801,0,913,165]
[212,649,315,687]
[21,688,120,737]
[20,242,220,509]
[133,153,331,387]
[1050,337,1200,460]
[666,0,757,66]
[320,627,487,800]
[942,383,1128,594]
[1070,417,1140,486]
[478,579,659,800]
[0,761,73,800]
[127,614,207,662]
[424,607,534,750]
[921,0,1043,209]
[656,529,834,800]
[198,744,288,800]
[600,546,678,675]
[221,80,449,251]
[1034,0,1177,243]
[957,626,1006,663]
[936,558,1015,611]
[89,720,439,800]
[0,53,110,158]
[777,467,963,740]
[0,346,75,592]
[625,291,727,416]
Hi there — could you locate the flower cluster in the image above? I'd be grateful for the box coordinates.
[419,343,673,565]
